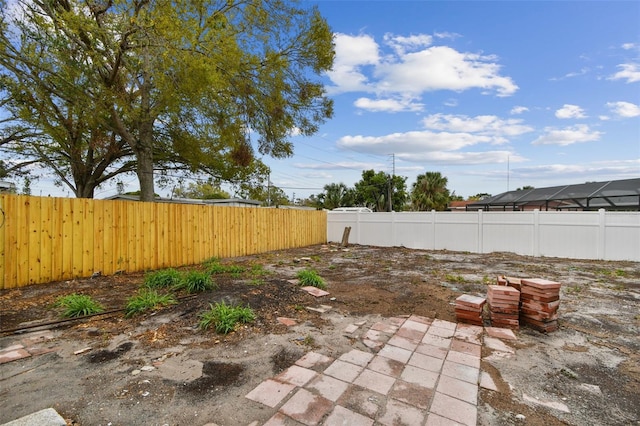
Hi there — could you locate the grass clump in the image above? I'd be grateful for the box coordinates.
[179,270,216,293]
[144,268,183,289]
[125,289,177,317]
[199,301,256,334]
[205,258,246,276]
[55,294,104,318]
[296,269,327,289]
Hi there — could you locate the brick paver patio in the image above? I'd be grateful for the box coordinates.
[245,315,506,426]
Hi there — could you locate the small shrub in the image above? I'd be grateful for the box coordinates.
[250,263,269,277]
[199,301,256,334]
[125,289,177,317]
[55,294,104,318]
[144,268,183,288]
[296,269,327,289]
[249,278,264,286]
[206,258,246,275]
[180,270,216,293]
[445,274,465,283]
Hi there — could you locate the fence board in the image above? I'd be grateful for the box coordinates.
[0,195,326,289]
[328,210,640,262]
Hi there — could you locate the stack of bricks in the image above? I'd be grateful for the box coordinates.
[487,285,520,329]
[454,294,486,326]
[520,278,561,332]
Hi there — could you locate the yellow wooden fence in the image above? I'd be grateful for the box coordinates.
[0,195,327,289]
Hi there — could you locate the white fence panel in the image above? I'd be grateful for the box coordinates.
[482,211,535,256]
[327,210,640,261]
[434,212,479,252]
[537,212,600,259]
[603,212,640,261]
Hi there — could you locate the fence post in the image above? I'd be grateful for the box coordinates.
[0,195,4,289]
[477,209,483,254]
[598,209,606,260]
[533,209,540,257]
[391,211,396,247]
[431,210,436,250]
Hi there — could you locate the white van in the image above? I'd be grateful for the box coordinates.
[331,207,373,212]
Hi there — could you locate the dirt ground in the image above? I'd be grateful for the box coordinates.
[0,244,639,426]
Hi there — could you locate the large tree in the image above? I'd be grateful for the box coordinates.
[317,182,354,210]
[1,0,334,200]
[411,171,451,211]
[354,170,407,212]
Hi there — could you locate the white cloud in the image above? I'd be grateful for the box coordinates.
[510,106,529,115]
[337,131,491,155]
[376,46,517,96]
[422,113,534,142]
[512,159,640,180]
[606,101,640,118]
[609,63,640,83]
[327,32,518,101]
[294,161,384,171]
[532,124,602,146]
[383,33,433,56]
[354,96,424,112]
[621,43,636,50]
[555,104,586,119]
[326,33,380,93]
[444,98,458,107]
[396,150,525,165]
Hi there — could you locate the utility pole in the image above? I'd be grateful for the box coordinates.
[267,173,271,206]
[388,153,395,212]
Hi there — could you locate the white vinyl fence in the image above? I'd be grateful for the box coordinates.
[327,210,640,262]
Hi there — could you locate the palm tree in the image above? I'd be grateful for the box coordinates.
[411,172,451,211]
[320,183,354,210]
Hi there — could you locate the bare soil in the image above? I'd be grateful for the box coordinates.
[1,244,639,425]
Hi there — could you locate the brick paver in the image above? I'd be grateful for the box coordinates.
[244,315,508,425]
[353,369,396,394]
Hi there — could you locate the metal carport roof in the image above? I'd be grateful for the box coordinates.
[466,178,640,211]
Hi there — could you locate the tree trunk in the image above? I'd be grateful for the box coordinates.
[136,119,155,202]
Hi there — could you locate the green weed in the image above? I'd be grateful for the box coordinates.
[249,278,264,286]
[180,270,216,293]
[250,263,269,277]
[296,269,327,289]
[199,301,256,334]
[144,268,182,289]
[55,294,104,318]
[125,289,177,317]
[565,285,583,294]
[445,274,465,283]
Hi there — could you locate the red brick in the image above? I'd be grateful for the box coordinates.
[521,278,561,290]
[455,295,486,309]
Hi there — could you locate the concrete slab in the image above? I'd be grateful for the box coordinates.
[1,408,66,426]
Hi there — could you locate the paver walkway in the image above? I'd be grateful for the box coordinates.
[245,314,504,426]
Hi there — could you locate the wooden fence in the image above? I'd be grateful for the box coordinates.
[0,195,327,289]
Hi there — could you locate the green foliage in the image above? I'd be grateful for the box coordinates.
[144,268,183,289]
[125,290,177,317]
[199,302,256,334]
[445,274,465,283]
[173,180,230,200]
[318,182,355,210]
[2,1,335,200]
[55,294,104,318]
[206,258,246,276]
[411,172,451,211]
[250,263,269,277]
[296,269,327,289]
[353,170,408,212]
[180,271,216,293]
[249,278,265,286]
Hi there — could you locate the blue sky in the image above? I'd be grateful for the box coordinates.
[24,1,640,200]
[262,0,640,201]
